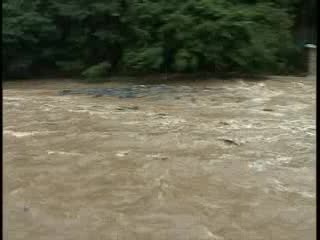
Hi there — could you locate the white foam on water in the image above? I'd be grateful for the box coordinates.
[68,109,90,113]
[115,151,130,157]
[4,102,21,107]
[248,160,270,172]
[47,151,83,156]
[248,156,293,172]
[3,97,26,101]
[122,121,140,125]
[4,130,54,138]
[268,178,315,198]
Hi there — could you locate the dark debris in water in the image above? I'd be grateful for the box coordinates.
[116,106,139,111]
[58,84,193,99]
[220,138,241,146]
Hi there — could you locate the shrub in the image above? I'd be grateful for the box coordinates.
[122,47,164,73]
[81,61,111,81]
[56,60,86,73]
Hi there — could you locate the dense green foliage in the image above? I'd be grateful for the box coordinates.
[81,61,111,80]
[2,0,314,79]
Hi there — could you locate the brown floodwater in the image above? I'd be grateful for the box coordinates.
[3,76,316,240]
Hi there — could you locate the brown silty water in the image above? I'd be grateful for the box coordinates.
[3,76,316,240]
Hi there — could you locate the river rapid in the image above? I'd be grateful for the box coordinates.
[3,76,316,240]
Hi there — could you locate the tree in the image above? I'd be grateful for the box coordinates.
[2,0,307,79]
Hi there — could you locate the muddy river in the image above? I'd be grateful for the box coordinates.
[3,76,316,240]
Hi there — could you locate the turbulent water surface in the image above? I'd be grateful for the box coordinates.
[3,76,316,240]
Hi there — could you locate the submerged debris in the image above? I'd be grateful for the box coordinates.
[58,84,191,99]
[116,106,139,111]
[220,138,241,146]
[59,89,72,95]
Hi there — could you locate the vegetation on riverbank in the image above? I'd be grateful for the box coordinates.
[3,0,315,80]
